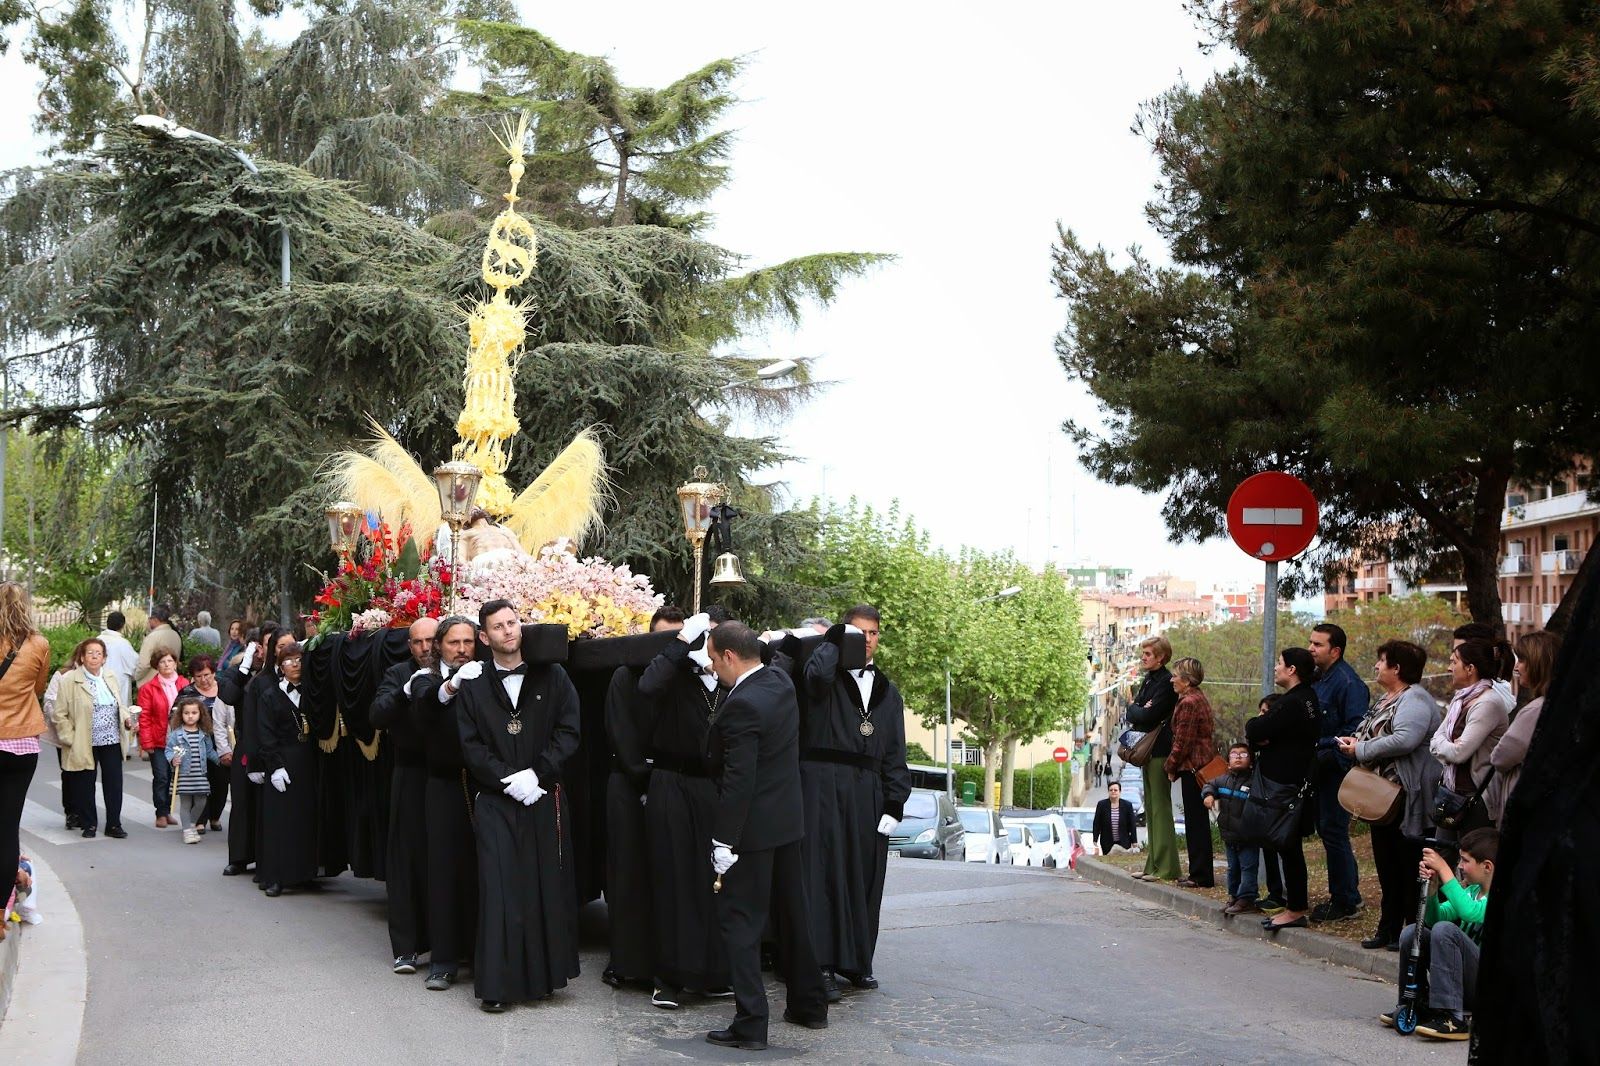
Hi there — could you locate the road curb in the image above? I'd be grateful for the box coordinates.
[1076,856,1394,981]
[0,850,86,1065]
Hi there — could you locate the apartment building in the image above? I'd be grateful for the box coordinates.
[1499,470,1598,638]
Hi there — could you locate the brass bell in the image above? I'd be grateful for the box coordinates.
[709,551,747,588]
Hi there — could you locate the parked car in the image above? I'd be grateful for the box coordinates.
[1118,763,1145,820]
[1053,806,1099,855]
[1001,813,1069,870]
[1004,824,1051,867]
[888,788,966,861]
[956,807,1006,864]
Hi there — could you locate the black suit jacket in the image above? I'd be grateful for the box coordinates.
[705,664,804,852]
[1093,797,1137,853]
[1127,667,1178,759]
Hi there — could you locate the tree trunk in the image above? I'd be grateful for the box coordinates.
[612,148,632,226]
[1461,463,1512,627]
[1545,540,1600,636]
[982,739,1001,809]
[999,738,1016,808]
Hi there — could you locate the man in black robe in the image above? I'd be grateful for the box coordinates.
[407,615,481,993]
[601,606,685,992]
[369,617,437,976]
[799,606,912,993]
[217,624,274,878]
[636,608,732,1009]
[704,622,828,1051]
[256,643,318,896]
[456,599,582,1013]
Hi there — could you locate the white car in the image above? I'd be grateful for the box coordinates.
[1054,806,1099,855]
[1004,824,1051,867]
[1003,813,1077,870]
[957,807,1007,864]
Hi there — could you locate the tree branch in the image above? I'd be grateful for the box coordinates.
[1389,185,1600,238]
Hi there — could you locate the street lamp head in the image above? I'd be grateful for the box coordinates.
[998,585,1023,599]
[755,359,798,380]
[676,466,724,545]
[131,114,190,138]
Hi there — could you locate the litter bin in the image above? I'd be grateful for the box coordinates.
[961,780,977,805]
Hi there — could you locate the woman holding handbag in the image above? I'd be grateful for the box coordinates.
[1336,640,1441,950]
[1429,639,1510,841]
[1127,636,1180,882]
[1164,657,1217,889]
[1246,647,1320,930]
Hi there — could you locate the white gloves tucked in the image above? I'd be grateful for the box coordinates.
[270,768,291,793]
[404,668,430,697]
[239,643,258,672]
[877,814,898,837]
[501,768,542,805]
[711,840,738,875]
[679,612,712,645]
[247,771,265,785]
[687,649,713,673]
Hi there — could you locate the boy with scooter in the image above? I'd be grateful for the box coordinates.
[1381,827,1497,1041]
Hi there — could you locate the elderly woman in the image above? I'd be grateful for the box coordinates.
[1247,647,1321,930]
[1486,630,1560,829]
[1337,640,1440,950]
[48,638,135,839]
[1165,656,1217,889]
[1429,639,1511,840]
[1127,636,1180,882]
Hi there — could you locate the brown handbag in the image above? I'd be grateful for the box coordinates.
[1193,755,1229,788]
[1117,727,1163,768]
[1338,764,1404,825]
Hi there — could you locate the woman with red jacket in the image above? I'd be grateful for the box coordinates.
[136,648,187,828]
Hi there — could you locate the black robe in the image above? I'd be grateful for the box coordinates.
[797,626,913,977]
[410,668,478,971]
[371,659,429,959]
[636,639,729,991]
[457,662,582,1003]
[216,663,262,868]
[602,665,653,982]
[256,680,320,887]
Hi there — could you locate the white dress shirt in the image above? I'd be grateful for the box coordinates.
[853,663,875,710]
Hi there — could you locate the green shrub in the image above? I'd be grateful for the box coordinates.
[905,741,933,764]
[41,624,97,672]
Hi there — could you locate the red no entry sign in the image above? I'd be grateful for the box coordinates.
[1226,472,1319,562]
[1052,746,1069,764]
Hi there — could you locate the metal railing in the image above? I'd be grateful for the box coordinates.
[1541,549,1585,574]
[1499,554,1532,576]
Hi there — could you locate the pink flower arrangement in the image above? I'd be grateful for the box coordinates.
[456,539,662,638]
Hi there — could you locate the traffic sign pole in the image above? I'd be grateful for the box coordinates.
[1052,745,1069,809]
[1227,472,1318,700]
[1261,560,1278,698]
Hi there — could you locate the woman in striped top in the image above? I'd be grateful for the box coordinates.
[166,695,221,845]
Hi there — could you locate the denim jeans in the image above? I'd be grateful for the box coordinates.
[1315,755,1362,908]
[148,748,172,817]
[1225,841,1260,899]
[1398,921,1479,1015]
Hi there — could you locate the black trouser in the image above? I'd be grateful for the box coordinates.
[1272,834,1309,911]
[1264,848,1285,900]
[63,744,124,830]
[1369,820,1422,942]
[1178,770,1215,886]
[424,773,477,972]
[716,839,828,1043]
[0,750,38,896]
[202,760,230,824]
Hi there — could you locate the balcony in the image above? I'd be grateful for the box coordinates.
[1499,554,1532,577]
[1541,549,1586,574]
[1355,577,1388,591]
[1504,491,1600,528]
[1502,603,1529,624]
[1543,603,1557,624]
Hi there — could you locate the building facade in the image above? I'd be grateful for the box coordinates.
[1499,471,1598,638]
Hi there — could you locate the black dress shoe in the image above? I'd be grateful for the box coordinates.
[842,972,878,990]
[479,1000,506,1013]
[706,1030,767,1051]
[105,826,127,839]
[263,883,283,897]
[80,827,96,838]
[782,1010,828,1030]
[223,863,246,876]
[1264,915,1308,932]
[1361,934,1396,950]
[822,972,842,1004]
[65,814,81,830]
[600,968,623,989]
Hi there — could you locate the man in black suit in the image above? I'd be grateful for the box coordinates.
[1093,781,1138,855]
[703,622,829,1051]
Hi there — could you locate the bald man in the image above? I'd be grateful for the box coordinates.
[370,617,439,974]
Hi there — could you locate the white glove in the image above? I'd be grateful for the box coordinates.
[711,840,738,875]
[452,659,485,686]
[270,767,291,793]
[877,814,898,836]
[240,643,258,672]
[403,668,430,697]
[501,768,539,803]
[524,785,547,807]
[688,649,712,673]
[640,793,648,807]
[844,623,863,636]
[247,771,265,785]
[679,613,712,645]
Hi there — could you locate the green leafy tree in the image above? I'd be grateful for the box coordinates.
[1053,0,1600,627]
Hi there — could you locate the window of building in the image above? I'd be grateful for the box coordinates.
[1506,492,1527,508]
[1554,533,1570,552]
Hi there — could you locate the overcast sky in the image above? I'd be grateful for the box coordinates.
[0,3,1308,599]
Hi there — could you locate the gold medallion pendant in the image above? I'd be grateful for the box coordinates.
[507,719,523,736]
[859,720,875,737]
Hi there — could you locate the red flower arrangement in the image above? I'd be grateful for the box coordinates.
[308,520,450,639]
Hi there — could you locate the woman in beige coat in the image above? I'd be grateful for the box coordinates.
[48,638,133,839]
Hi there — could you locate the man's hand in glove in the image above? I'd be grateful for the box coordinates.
[877,814,898,836]
[404,668,430,697]
[447,659,484,693]
[247,771,265,785]
[678,612,712,645]
[711,841,738,875]
[240,642,258,672]
[501,768,539,803]
[270,768,291,793]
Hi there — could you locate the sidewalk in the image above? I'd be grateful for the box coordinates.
[0,850,86,1066]
[1076,855,1396,980]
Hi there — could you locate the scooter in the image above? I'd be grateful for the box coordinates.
[1395,838,1450,1034]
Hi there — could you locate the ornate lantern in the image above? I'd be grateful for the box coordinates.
[324,501,365,563]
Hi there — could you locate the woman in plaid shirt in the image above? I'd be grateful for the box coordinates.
[1165,657,1217,889]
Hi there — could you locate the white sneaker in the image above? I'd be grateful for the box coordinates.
[183,828,200,844]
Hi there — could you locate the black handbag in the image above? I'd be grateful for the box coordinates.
[1235,767,1313,852]
[1431,767,1493,831]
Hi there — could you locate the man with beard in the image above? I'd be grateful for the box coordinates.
[370,617,438,976]
[455,600,582,1013]
[601,606,685,992]
[799,605,912,994]
[407,616,482,993]
[635,608,732,1009]
[704,622,829,1051]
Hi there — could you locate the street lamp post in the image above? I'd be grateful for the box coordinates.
[676,467,724,614]
[945,584,1022,804]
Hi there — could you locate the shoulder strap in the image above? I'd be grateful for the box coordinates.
[0,648,18,682]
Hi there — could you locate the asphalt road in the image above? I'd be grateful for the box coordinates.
[9,761,1460,1064]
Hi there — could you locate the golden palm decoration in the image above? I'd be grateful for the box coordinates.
[326,112,607,553]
